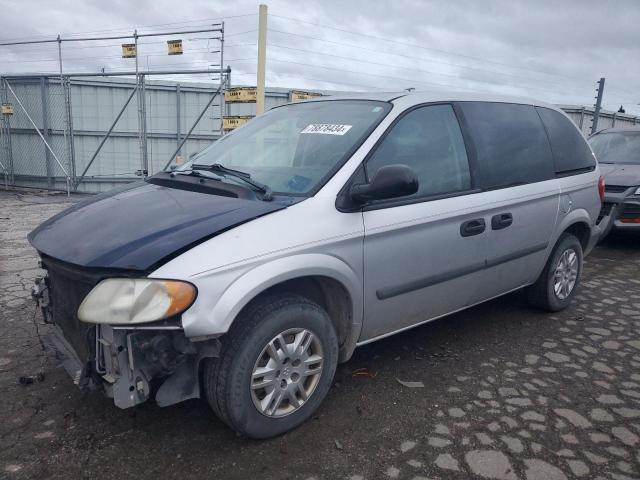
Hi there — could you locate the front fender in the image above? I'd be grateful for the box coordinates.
[182,254,363,349]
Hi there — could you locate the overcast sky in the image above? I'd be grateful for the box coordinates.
[1,0,639,114]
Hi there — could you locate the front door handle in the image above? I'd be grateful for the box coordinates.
[491,213,513,230]
[460,218,486,237]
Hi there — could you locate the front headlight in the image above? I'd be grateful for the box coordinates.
[78,278,196,324]
[635,186,640,196]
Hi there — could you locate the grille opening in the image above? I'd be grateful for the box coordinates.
[621,203,640,219]
[604,185,629,194]
[41,256,144,361]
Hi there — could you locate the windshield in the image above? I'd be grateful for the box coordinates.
[589,131,640,165]
[175,100,391,195]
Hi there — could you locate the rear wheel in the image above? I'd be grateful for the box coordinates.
[527,233,583,311]
[203,293,338,439]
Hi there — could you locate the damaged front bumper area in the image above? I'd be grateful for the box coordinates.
[33,270,219,410]
[100,325,220,408]
[47,318,220,409]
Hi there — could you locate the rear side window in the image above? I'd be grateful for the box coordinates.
[460,102,555,189]
[366,104,471,198]
[536,107,596,175]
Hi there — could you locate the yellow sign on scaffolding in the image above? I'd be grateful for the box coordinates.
[1,103,14,115]
[223,116,254,130]
[290,90,322,102]
[167,39,183,55]
[122,44,137,58]
[224,87,257,103]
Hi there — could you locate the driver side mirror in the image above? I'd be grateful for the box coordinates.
[350,164,419,204]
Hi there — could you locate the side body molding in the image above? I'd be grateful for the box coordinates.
[184,254,364,360]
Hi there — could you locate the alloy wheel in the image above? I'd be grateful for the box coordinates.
[250,328,324,418]
[553,248,578,300]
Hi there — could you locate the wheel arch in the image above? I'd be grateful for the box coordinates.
[211,254,363,362]
[552,209,593,252]
[563,221,591,252]
[528,210,592,284]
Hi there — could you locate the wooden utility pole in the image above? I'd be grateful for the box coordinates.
[256,5,267,115]
[256,4,267,115]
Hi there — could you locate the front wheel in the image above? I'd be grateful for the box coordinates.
[527,233,583,311]
[203,293,338,439]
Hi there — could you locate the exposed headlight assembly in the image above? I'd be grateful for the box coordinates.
[78,278,196,325]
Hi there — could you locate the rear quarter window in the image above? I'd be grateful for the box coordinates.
[459,102,555,190]
[536,107,595,175]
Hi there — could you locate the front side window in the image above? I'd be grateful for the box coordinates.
[536,107,595,174]
[176,100,391,195]
[365,104,471,199]
[589,131,640,165]
[460,102,555,189]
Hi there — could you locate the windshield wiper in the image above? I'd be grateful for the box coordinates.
[170,169,223,180]
[191,163,273,201]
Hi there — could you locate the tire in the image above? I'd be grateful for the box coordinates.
[203,293,339,439]
[527,233,583,312]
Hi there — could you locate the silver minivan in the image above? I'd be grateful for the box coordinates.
[29,92,605,438]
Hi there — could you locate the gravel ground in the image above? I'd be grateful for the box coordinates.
[1,188,640,480]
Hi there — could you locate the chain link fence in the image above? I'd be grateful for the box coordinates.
[3,76,639,195]
[0,23,229,194]
[1,72,228,193]
[1,77,72,191]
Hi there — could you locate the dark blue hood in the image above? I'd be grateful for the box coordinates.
[28,181,285,271]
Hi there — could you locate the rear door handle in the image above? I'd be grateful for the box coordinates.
[491,213,513,230]
[460,218,486,237]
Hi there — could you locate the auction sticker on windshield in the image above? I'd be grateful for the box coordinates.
[301,124,352,135]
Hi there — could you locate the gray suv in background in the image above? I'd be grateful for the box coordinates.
[29,93,604,438]
[589,127,640,237]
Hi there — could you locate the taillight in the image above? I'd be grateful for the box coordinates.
[598,175,605,202]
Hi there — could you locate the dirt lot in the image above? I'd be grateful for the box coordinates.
[1,188,640,480]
